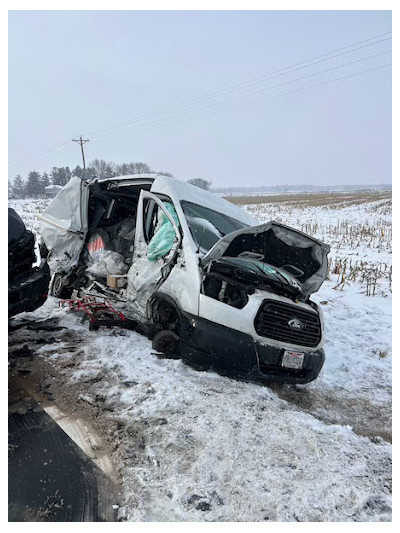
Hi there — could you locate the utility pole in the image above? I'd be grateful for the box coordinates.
[72,136,90,170]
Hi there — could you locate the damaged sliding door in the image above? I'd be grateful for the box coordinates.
[126,191,182,318]
[40,177,89,273]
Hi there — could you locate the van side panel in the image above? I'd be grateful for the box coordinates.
[157,239,202,316]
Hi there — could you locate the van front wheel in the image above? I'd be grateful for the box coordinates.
[151,299,181,358]
[152,330,180,358]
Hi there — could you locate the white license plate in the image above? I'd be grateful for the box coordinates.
[281,350,305,369]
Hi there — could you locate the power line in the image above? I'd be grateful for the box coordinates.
[8,140,71,170]
[89,63,391,148]
[89,49,391,142]
[8,30,391,173]
[85,31,391,139]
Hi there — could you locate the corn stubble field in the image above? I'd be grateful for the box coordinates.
[227,190,392,299]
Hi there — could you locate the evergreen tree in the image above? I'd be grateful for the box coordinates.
[41,172,50,189]
[12,175,25,198]
[8,180,15,198]
[50,166,70,186]
[25,171,43,197]
[50,167,59,185]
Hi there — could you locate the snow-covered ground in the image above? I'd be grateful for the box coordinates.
[8,194,392,522]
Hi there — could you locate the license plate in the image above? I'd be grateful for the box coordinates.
[281,350,305,369]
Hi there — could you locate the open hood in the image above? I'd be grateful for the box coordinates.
[201,221,330,299]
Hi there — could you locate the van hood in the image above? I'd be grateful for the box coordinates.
[201,221,330,300]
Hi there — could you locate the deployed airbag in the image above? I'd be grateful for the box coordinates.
[147,203,180,262]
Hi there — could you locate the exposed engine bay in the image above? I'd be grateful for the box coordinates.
[202,256,307,310]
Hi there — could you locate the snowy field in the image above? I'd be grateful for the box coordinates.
[8,192,392,522]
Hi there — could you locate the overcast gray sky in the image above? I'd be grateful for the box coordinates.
[8,10,391,187]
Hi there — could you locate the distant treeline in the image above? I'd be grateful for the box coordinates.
[213,183,392,194]
[8,159,173,198]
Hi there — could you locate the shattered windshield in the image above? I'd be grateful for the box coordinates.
[181,201,250,253]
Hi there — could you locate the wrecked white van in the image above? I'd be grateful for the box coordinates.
[40,174,330,384]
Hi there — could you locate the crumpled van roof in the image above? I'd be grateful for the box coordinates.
[97,173,257,227]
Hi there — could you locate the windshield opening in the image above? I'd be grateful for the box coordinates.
[181,201,250,253]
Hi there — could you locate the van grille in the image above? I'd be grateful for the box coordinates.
[255,300,321,348]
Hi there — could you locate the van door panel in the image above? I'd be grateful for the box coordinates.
[126,191,181,319]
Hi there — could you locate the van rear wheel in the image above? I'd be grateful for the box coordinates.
[51,273,73,299]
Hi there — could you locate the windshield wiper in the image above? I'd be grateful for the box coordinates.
[251,262,298,288]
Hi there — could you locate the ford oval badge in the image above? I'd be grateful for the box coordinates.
[288,318,304,330]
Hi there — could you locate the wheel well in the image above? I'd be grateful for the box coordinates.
[150,295,181,331]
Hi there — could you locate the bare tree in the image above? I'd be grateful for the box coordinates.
[115,161,152,175]
[187,178,212,190]
[132,162,151,174]
[88,159,116,179]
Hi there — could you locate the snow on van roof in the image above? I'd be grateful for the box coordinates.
[152,175,258,227]
[96,173,159,183]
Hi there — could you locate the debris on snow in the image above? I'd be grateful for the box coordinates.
[8,193,392,522]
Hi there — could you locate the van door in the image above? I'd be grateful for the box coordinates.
[127,191,182,318]
[40,177,89,273]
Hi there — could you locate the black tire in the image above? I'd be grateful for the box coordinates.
[51,274,73,299]
[152,330,180,358]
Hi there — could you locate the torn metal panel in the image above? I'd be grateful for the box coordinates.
[40,177,89,272]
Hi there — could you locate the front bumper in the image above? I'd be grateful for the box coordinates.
[179,312,325,384]
[8,260,51,317]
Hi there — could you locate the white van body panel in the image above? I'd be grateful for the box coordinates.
[156,238,202,316]
[40,177,89,272]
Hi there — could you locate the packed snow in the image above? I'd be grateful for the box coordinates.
[8,193,392,522]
